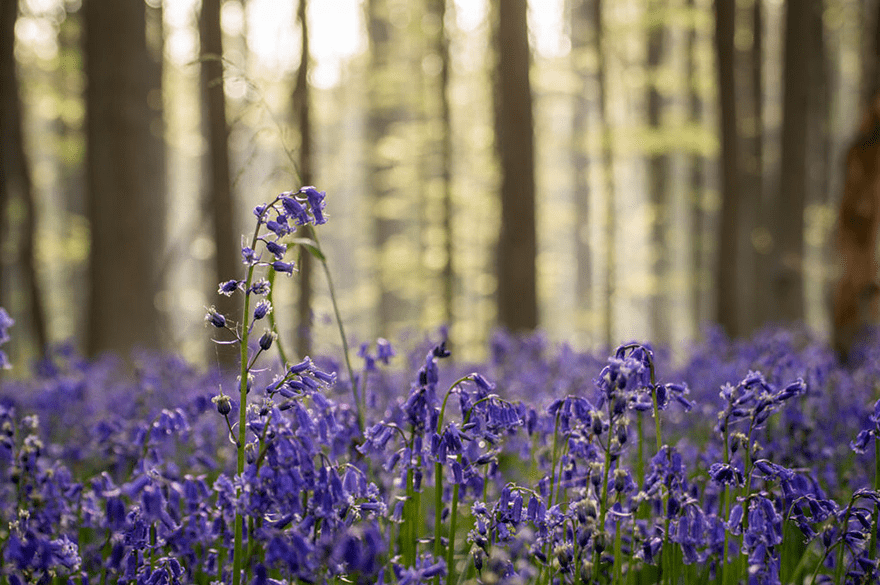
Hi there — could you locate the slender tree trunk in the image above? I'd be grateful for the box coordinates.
[57,11,87,345]
[200,0,237,365]
[734,0,764,335]
[569,0,594,340]
[647,0,668,345]
[774,0,821,323]
[84,0,166,356]
[293,0,314,358]
[862,0,880,107]
[750,0,772,331]
[366,0,406,336]
[595,0,615,347]
[714,0,740,336]
[1,0,48,356]
[425,0,455,330]
[492,0,537,332]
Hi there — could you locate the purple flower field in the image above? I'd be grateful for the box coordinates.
[2,189,880,585]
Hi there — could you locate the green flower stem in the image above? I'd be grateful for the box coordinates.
[445,395,498,585]
[741,433,755,585]
[309,228,363,433]
[434,376,474,585]
[265,268,289,367]
[594,409,614,585]
[547,412,562,509]
[720,427,731,585]
[232,199,277,585]
[446,477,461,585]
[835,501,855,585]
[636,413,645,491]
[613,497,624,585]
[405,465,416,566]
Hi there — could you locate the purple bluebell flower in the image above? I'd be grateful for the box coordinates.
[218,279,241,296]
[249,278,271,295]
[301,186,327,224]
[258,330,276,351]
[272,260,296,275]
[204,307,226,328]
[242,246,260,265]
[281,195,311,225]
[265,239,287,259]
[253,299,272,321]
[376,338,395,363]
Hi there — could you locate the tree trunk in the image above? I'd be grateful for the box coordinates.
[569,0,594,342]
[734,0,764,335]
[84,0,166,356]
[774,0,822,323]
[1,0,49,357]
[647,0,668,345]
[293,0,314,358]
[492,0,538,332]
[862,0,880,107]
[595,0,615,347]
[833,97,880,359]
[200,0,238,365]
[366,0,408,337]
[714,0,740,336]
[425,0,455,330]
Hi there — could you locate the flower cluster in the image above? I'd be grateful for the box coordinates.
[8,190,880,585]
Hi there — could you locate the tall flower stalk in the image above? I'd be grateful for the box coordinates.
[205,187,331,585]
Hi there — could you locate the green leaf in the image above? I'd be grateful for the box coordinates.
[288,237,326,261]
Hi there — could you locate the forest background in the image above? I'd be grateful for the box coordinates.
[0,0,873,372]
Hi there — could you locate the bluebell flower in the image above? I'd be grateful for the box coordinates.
[376,338,395,363]
[217,280,241,296]
[258,330,276,351]
[204,307,226,328]
[709,463,744,487]
[281,194,311,225]
[242,246,260,265]
[253,299,272,321]
[272,260,296,275]
[265,239,287,259]
[249,278,271,295]
[301,187,327,224]
[266,215,291,236]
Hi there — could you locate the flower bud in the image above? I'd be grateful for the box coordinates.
[205,307,226,328]
[259,330,276,351]
[212,394,232,416]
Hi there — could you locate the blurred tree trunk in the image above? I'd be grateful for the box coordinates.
[366,0,406,336]
[0,0,48,356]
[646,0,668,345]
[595,0,615,347]
[714,0,740,336]
[200,0,237,365]
[569,0,594,339]
[425,0,454,329]
[749,0,771,332]
[833,0,879,358]
[862,0,880,106]
[688,0,711,328]
[57,10,88,347]
[833,98,880,359]
[293,0,313,358]
[84,0,166,356]
[735,0,765,335]
[492,0,537,332]
[774,0,823,323]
